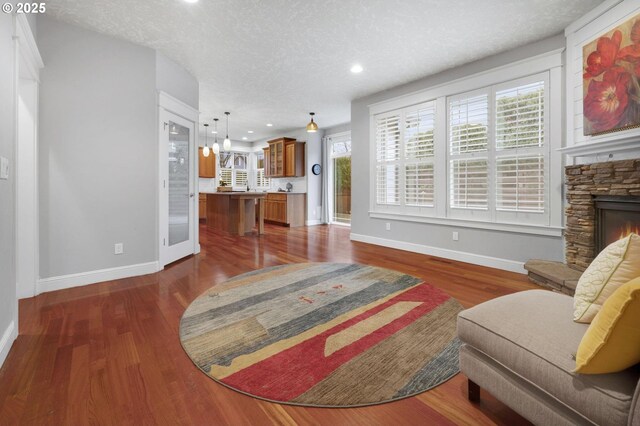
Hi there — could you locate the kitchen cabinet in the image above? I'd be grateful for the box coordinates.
[264,193,305,227]
[199,194,207,220]
[198,148,216,178]
[263,138,305,178]
[285,140,305,177]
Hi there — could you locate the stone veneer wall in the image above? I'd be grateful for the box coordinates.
[565,159,640,271]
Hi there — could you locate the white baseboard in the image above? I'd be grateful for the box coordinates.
[350,233,526,274]
[0,320,17,369]
[36,261,161,295]
[305,220,323,226]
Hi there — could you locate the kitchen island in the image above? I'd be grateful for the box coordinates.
[204,192,266,236]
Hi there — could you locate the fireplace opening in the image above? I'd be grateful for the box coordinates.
[595,196,640,253]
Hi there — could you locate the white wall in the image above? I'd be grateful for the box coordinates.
[156,52,199,109]
[37,17,198,288]
[0,4,18,366]
[350,35,567,272]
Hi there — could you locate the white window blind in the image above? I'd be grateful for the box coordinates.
[450,159,488,209]
[449,94,488,154]
[449,93,489,210]
[404,104,435,206]
[220,169,232,186]
[375,114,400,205]
[495,80,545,213]
[235,170,248,187]
[496,155,544,212]
[496,81,544,150]
[256,169,268,188]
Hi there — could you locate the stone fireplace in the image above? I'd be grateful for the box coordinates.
[565,159,640,271]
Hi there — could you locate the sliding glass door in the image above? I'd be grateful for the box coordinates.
[330,133,352,225]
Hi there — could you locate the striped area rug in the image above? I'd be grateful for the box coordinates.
[180,263,463,407]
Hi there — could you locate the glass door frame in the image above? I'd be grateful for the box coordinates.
[158,92,200,267]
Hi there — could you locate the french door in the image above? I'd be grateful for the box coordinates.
[159,109,196,266]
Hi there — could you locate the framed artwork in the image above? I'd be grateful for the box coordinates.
[583,12,640,135]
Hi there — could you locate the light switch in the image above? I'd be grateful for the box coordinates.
[0,156,8,180]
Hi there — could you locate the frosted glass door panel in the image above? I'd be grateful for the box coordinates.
[168,121,190,246]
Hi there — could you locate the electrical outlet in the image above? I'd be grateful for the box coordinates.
[452,231,459,241]
[114,243,124,255]
[385,222,391,231]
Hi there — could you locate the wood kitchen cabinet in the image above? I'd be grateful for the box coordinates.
[264,193,305,227]
[199,194,207,220]
[284,140,305,177]
[263,138,305,178]
[198,148,216,178]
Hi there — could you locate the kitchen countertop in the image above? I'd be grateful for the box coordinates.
[199,190,307,194]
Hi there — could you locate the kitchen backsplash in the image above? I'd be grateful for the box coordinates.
[269,177,307,193]
[199,176,307,193]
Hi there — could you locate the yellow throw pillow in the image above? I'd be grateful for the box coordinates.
[574,233,640,323]
[575,276,640,374]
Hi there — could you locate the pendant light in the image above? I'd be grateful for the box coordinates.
[306,112,318,133]
[170,124,179,135]
[202,123,210,157]
[223,112,232,151]
[212,118,220,155]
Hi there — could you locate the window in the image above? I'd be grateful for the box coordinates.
[371,68,555,231]
[219,152,249,188]
[448,77,547,224]
[375,102,435,212]
[256,152,270,188]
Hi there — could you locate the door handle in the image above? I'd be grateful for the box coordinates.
[189,193,195,198]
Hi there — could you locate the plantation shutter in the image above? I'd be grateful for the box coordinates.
[450,159,488,208]
[449,95,488,154]
[375,114,400,205]
[496,81,544,150]
[404,103,435,206]
[495,81,545,213]
[449,93,488,210]
[496,155,544,212]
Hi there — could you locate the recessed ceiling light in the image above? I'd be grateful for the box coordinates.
[183,0,198,3]
[266,123,273,127]
[248,130,254,134]
[242,137,248,140]
[350,64,364,74]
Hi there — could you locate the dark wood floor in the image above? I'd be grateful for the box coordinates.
[0,224,536,425]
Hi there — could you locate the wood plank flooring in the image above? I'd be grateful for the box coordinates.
[0,224,536,425]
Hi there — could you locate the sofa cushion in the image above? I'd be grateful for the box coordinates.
[458,290,640,426]
[574,233,640,323]
[576,276,640,374]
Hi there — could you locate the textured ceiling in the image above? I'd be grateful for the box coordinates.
[45,0,602,141]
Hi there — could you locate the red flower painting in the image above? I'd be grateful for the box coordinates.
[583,15,640,135]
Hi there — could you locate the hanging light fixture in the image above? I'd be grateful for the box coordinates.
[223,112,232,151]
[306,112,318,133]
[202,123,210,157]
[170,124,179,135]
[212,118,220,155]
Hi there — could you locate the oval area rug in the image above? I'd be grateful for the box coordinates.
[180,263,463,407]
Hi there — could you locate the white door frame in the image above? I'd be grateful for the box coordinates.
[14,14,43,302]
[158,92,200,268]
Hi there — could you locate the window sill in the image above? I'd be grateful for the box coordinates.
[368,211,563,237]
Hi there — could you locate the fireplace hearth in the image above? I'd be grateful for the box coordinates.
[595,196,640,253]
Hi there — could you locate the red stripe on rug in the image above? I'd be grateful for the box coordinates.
[221,283,450,401]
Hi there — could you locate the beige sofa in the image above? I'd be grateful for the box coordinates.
[457,290,640,426]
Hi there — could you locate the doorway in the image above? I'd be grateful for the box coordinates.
[328,132,351,225]
[158,94,199,267]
